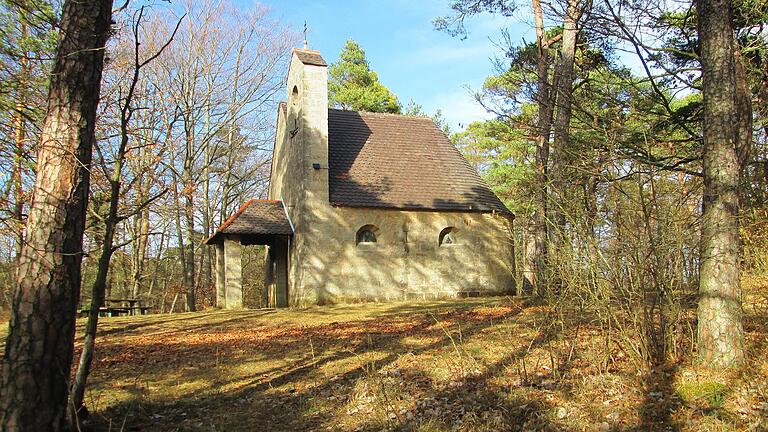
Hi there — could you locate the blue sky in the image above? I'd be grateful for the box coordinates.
[249,0,534,131]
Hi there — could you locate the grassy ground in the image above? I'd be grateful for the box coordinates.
[1,290,766,431]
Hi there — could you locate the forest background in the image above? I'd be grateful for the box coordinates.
[0,0,765,367]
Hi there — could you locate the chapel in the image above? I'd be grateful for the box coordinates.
[205,48,515,307]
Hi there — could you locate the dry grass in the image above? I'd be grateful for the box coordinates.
[1,289,766,431]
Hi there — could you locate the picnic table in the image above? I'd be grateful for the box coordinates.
[78,298,152,318]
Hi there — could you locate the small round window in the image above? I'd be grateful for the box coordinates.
[439,227,457,246]
[356,225,378,244]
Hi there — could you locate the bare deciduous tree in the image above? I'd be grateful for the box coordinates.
[68,7,181,423]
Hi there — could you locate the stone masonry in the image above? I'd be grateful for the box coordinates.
[265,48,516,307]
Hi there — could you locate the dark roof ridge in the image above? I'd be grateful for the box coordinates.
[292,48,327,66]
[292,47,322,54]
[328,108,438,122]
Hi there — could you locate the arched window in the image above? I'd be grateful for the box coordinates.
[289,86,300,139]
[439,227,457,246]
[291,85,299,106]
[356,225,378,244]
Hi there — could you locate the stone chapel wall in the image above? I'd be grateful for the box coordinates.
[292,206,515,306]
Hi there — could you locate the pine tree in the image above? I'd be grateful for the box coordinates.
[328,39,401,113]
[696,0,745,368]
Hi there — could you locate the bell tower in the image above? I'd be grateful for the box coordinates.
[285,48,329,202]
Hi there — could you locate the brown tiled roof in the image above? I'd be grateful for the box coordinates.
[293,48,326,66]
[328,109,512,215]
[204,200,293,244]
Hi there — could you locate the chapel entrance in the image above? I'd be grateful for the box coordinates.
[263,235,289,308]
[204,200,294,308]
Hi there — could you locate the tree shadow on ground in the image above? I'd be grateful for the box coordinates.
[350,319,565,431]
[80,297,748,432]
[622,364,681,432]
[87,300,547,431]
[92,309,276,338]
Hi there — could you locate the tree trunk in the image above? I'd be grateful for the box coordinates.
[0,1,113,430]
[524,0,557,296]
[70,18,150,415]
[130,160,150,300]
[11,17,30,266]
[550,0,581,239]
[696,0,745,368]
[69,190,117,421]
[184,183,196,311]
[202,84,214,296]
[733,49,753,183]
[583,175,599,238]
[130,204,150,299]
[182,109,197,311]
[760,48,768,199]
[172,172,188,313]
[174,168,196,312]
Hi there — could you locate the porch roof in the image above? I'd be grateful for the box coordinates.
[204,199,293,245]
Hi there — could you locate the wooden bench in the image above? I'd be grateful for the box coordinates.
[105,298,151,316]
[125,306,152,315]
[77,301,152,318]
[77,307,129,318]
